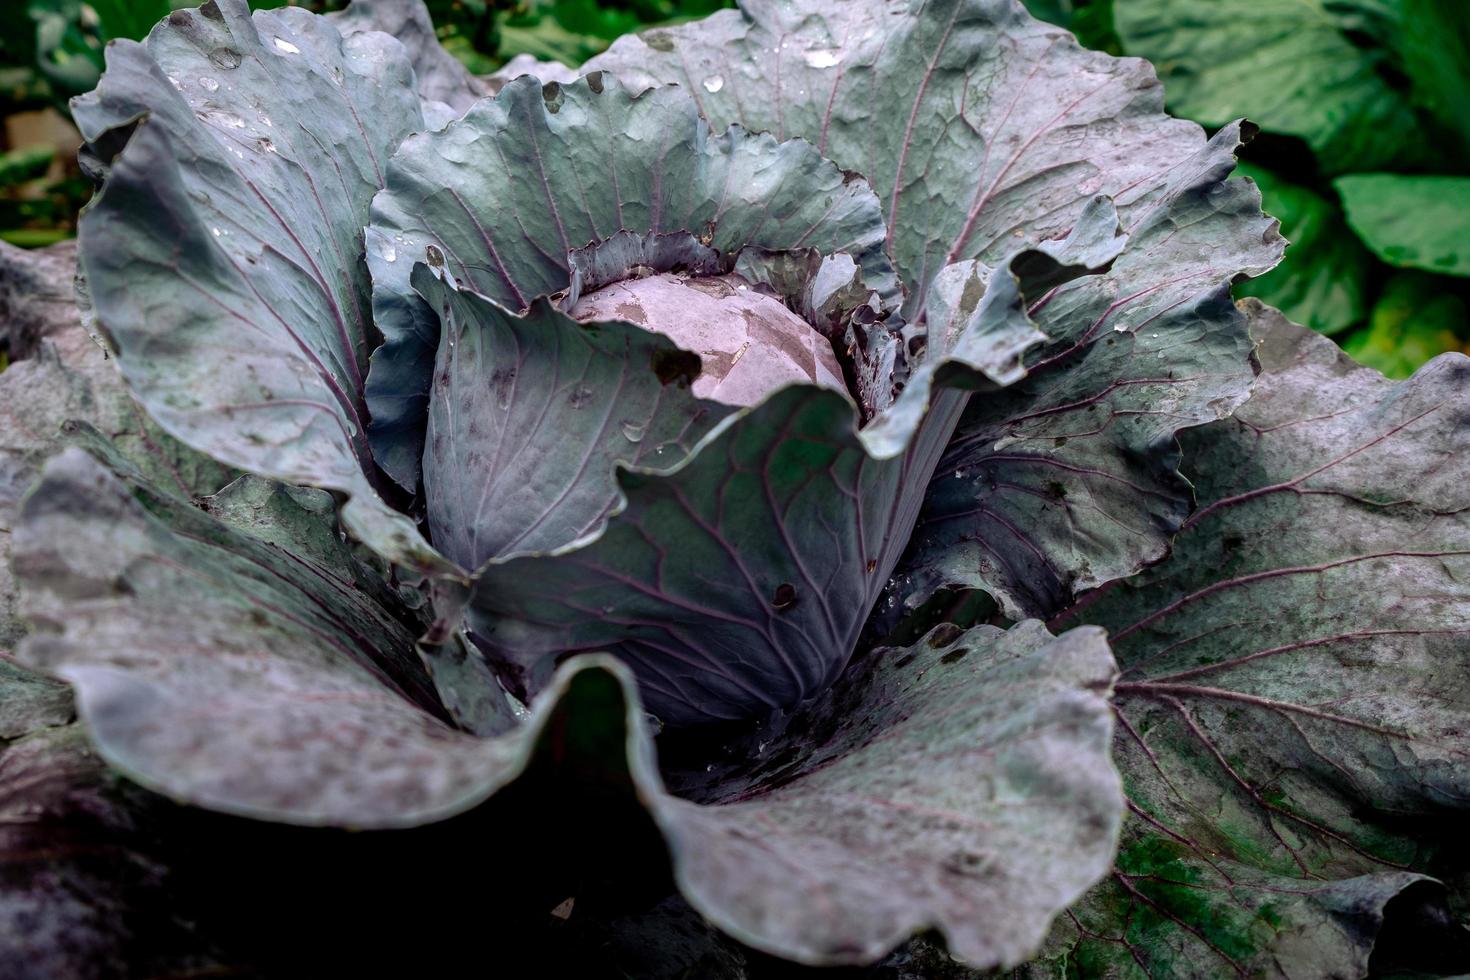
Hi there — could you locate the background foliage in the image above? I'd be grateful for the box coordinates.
[1,0,1466,377]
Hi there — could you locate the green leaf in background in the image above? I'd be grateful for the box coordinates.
[1113,0,1424,173]
[1235,163,1372,335]
[1336,173,1470,277]
[1395,0,1470,156]
[88,0,172,44]
[1341,271,1468,378]
[0,146,53,191]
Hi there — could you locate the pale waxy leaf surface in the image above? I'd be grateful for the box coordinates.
[9,442,1128,968]
[896,123,1280,621]
[1034,303,1470,977]
[462,211,1125,726]
[328,0,489,114]
[583,0,1206,320]
[0,241,234,658]
[645,620,1123,968]
[583,0,1283,624]
[72,0,449,572]
[13,447,623,827]
[365,73,896,491]
[415,266,733,568]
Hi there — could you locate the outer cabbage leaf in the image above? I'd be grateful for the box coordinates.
[895,124,1278,621]
[581,0,1283,626]
[1033,302,1470,977]
[13,441,1129,968]
[583,0,1206,320]
[328,0,489,114]
[72,0,450,573]
[464,211,1126,725]
[644,619,1123,967]
[364,73,898,492]
[1,241,234,657]
[12,446,697,828]
[1114,0,1423,173]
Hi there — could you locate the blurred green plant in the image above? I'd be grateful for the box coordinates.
[1026,0,1470,377]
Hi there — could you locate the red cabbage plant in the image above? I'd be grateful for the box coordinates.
[2,0,1468,974]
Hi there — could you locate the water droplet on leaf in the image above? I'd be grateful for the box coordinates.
[804,48,841,69]
[620,420,646,443]
[702,74,724,93]
[199,76,219,92]
[273,37,301,55]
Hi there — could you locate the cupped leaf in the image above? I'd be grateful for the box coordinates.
[648,620,1123,967]
[862,194,1129,459]
[580,0,1282,621]
[894,124,1279,622]
[1038,302,1470,976]
[1235,163,1372,336]
[466,385,941,725]
[1114,0,1424,173]
[328,0,489,114]
[72,0,449,573]
[414,265,733,568]
[8,441,1126,969]
[464,209,1125,726]
[364,72,897,491]
[1336,173,1470,278]
[14,446,635,828]
[583,0,1207,320]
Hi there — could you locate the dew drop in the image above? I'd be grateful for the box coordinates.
[273,37,301,55]
[208,47,242,70]
[211,227,223,237]
[804,48,841,69]
[167,75,183,89]
[379,241,397,263]
[702,74,724,93]
[257,137,277,154]
[199,76,219,92]
[772,583,798,609]
[620,420,646,443]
